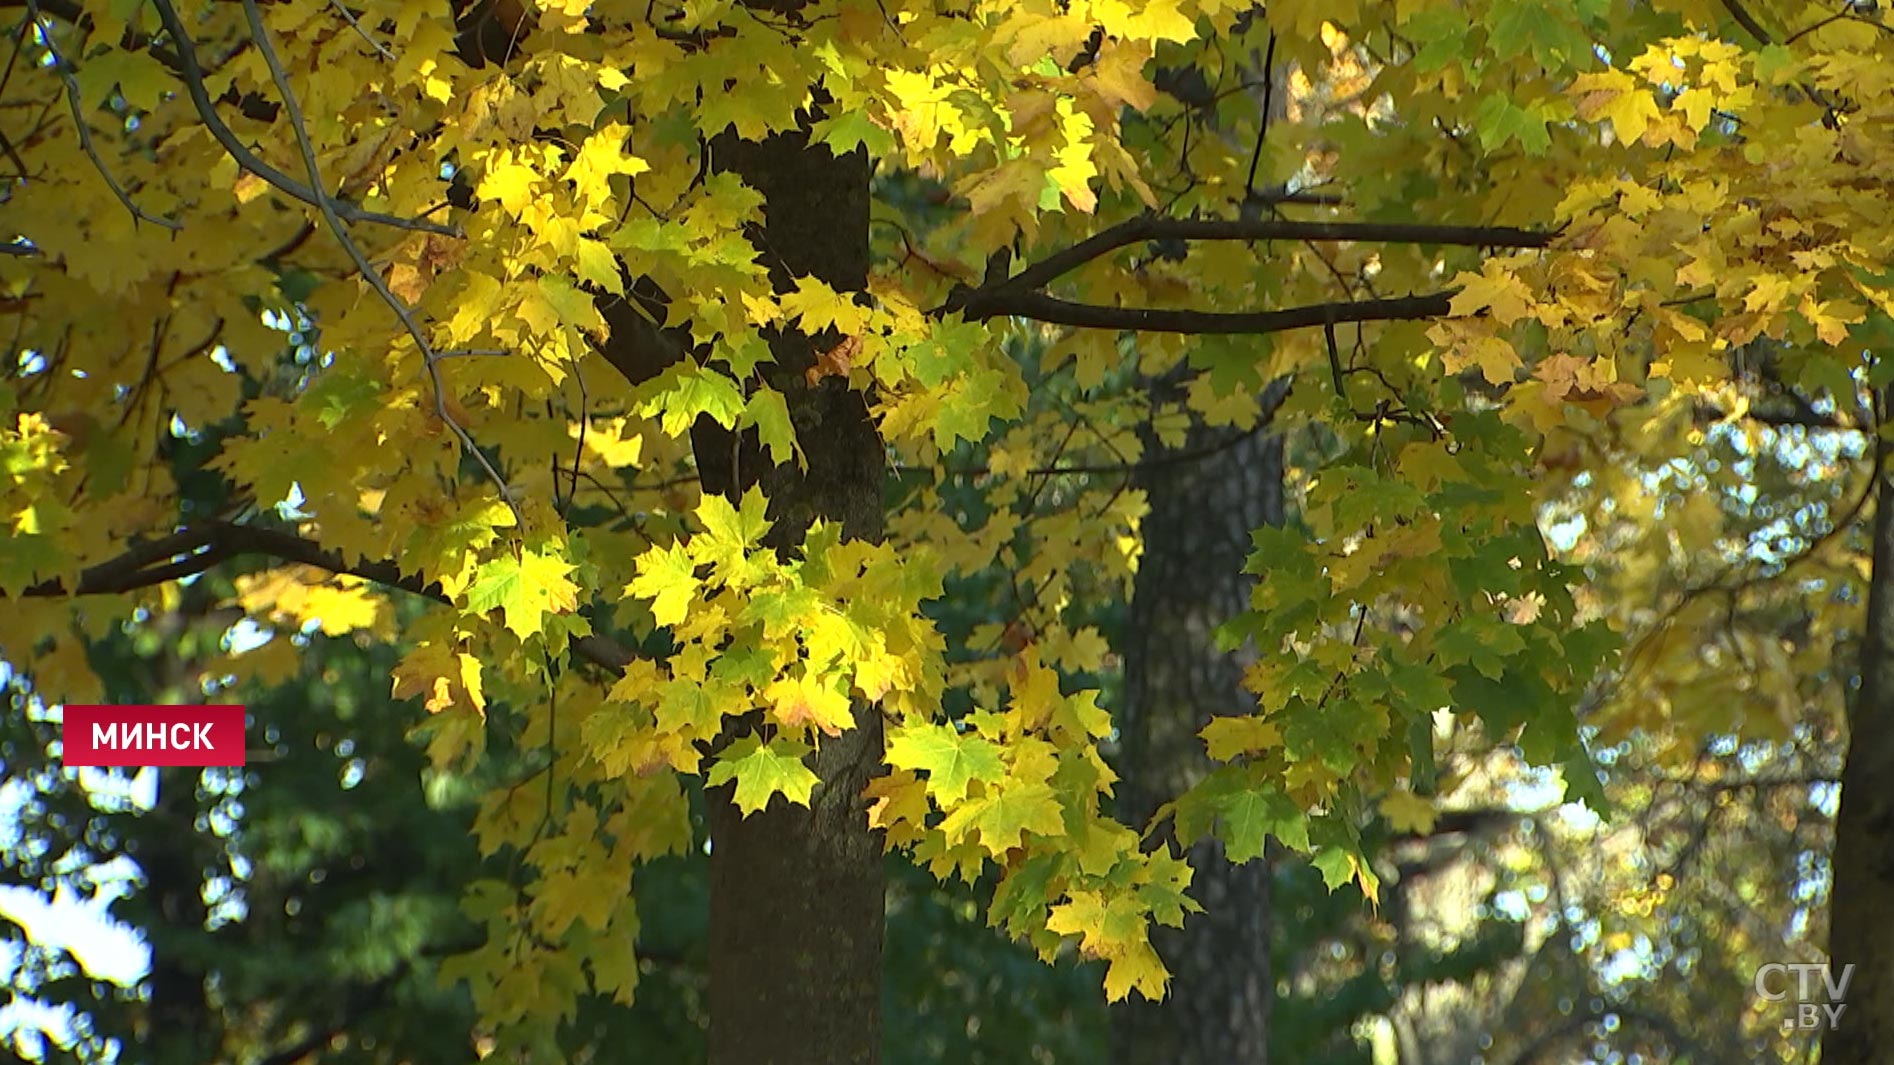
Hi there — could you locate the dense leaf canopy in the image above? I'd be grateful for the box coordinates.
[3,0,1891,1057]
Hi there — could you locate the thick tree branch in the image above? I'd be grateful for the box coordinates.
[962,289,1456,335]
[940,214,1554,319]
[1691,400,1863,432]
[17,521,635,676]
[21,525,223,596]
[21,522,437,599]
[931,212,1555,337]
[1721,0,1777,44]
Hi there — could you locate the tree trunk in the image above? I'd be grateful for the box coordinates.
[138,768,215,1064]
[695,126,886,1065]
[1825,390,1894,1065]
[1112,390,1286,1065]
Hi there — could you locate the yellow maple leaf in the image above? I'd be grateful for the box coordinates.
[1429,321,1522,386]
[1200,716,1285,761]
[1800,296,1864,345]
[1572,70,1663,145]
[476,154,543,218]
[565,123,650,210]
[392,642,488,715]
[1049,102,1100,213]
[1378,789,1438,835]
[1446,265,1536,326]
[765,672,857,736]
[1085,41,1158,112]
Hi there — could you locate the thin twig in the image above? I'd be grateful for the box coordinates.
[326,0,394,60]
[27,0,179,229]
[1241,30,1277,203]
[238,0,518,516]
[563,354,589,518]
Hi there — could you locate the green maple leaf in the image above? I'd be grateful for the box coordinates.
[812,109,897,157]
[639,365,746,436]
[1311,847,1359,892]
[1136,850,1203,927]
[1435,615,1527,679]
[1213,783,1309,862]
[407,496,515,580]
[941,781,1065,855]
[989,853,1064,936]
[708,735,821,815]
[465,549,580,639]
[1473,93,1552,155]
[885,722,1007,806]
[743,388,801,468]
[0,533,67,597]
[303,368,383,431]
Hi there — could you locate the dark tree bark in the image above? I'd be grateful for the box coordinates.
[694,126,886,1065]
[590,118,885,1063]
[1825,390,1894,1065]
[138,767,216,1065]
[1111,385,1287,1065]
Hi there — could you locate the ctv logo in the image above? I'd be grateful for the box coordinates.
[61,705,247,767]
[1755,962,1853,1031]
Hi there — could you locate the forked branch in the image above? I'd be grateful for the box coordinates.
[26,0,179,230]
[236,0,517,515]
[147,0,458,237]
[938,211,1555,336]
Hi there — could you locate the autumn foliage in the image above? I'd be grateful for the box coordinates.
[7,0,1894,1060]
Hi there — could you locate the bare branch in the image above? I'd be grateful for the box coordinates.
[326,0,394,61]
[960,289,1456,335]
[18,521,636,676]
[1721,0,1777,44]
[21,525,221,595]
[1244,186,1344,207]
[1240,30,1278,203]
[238,0,517,516]
[27,0,180,230]
[942,213,1555,318]
[1691,400,1863,433]
[147,0,459,237]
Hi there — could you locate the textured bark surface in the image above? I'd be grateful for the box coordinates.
[1111,389,1286,1065]
[139,767,215,1065]
[696,126,887,1065]
[1824,394,1894,1065]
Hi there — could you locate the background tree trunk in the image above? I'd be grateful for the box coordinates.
[1111,384,1288,1065]
[1825,390,1894,1065]
[696,125,886,1065]
[139,767,215,1065]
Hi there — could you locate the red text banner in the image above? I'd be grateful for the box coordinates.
[61,705,247,768]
